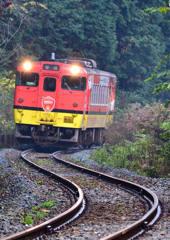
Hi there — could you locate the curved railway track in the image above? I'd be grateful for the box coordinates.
[5,148,161,240]
[53,150,161,240]
[4,149,85,240]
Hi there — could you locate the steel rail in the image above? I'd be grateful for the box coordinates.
[53,150,161,240]
[4,149,85,240]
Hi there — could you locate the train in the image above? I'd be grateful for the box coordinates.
[14,54,117,148]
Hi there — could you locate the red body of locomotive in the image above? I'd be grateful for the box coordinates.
[14,55,117,148]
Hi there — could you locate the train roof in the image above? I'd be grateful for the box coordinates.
[82,67,116,78]
[51,54,117,79]
[18,54,117,79]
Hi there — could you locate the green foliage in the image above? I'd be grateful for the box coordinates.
[92,104,170,178]
[21,208,47,225]
[37,159,52,166]
[144,2,170,14]
[40,200,55,209]
[23,1,47,9]
[160,120,170,140]
[113,0,166,97]
[74,158,79,163]
[32,207,47,219]
[145,65,170,107]
[155,78,170,91]
[16,0,167,106]
[21,200,55,225]
[36,180,42,184]
[21,215,34,225]
[144,2,170,107]
[0,1,47,69]
[21,0,118,71]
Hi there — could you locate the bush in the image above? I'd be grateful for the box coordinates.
[94,103,170,177]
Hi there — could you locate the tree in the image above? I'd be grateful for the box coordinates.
[19,0,119,71]
[0,1,47,135]
[144,1,170,106]
[112,0,167,105]
[0,0,46,69]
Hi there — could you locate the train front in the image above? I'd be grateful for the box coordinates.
[14,58,88,147]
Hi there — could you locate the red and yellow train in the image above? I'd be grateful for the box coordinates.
[14,54,117,148]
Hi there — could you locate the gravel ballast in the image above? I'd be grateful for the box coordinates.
[0,149,72,239]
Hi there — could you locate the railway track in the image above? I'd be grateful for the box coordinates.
[3,149,86,240]
[4,148,161,240]
[53,150,162,240]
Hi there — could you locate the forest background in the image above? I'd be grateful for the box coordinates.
[0,0,169,177]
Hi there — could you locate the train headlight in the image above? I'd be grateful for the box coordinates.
[23,61,32,71]
[70,65,80,75]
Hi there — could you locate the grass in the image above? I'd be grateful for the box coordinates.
[91,103,170,178]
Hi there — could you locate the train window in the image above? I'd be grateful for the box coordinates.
[61,76,86,91]
[16,71,39,86]
[44,77,56,92]
[43,64,59,71]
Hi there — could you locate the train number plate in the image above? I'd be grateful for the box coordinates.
[64,116,73,123]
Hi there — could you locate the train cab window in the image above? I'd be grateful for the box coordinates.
[16,71,39,86]
[44,77,56,92]
[61,76,86,91]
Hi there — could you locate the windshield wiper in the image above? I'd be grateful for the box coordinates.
[64,82,72,93]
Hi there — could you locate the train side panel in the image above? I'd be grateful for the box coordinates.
[82,74,116,130]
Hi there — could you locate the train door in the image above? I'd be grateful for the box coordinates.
[36,74,58,124]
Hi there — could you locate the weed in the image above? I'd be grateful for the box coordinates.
[21,215,34,225]
[80,162,91,168]
[21,200,55,225]
[36,180,42,184]
[40,200,55,209]
[85,163,91,168]
[37,159,51,167]
[74,158,79,163]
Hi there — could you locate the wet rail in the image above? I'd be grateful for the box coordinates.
[53,150,161,240]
